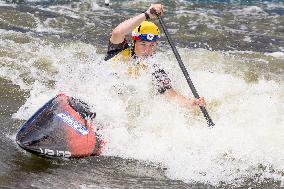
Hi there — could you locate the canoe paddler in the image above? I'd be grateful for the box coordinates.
[105,4,206,110]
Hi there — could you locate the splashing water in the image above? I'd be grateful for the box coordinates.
[1,0,284,187]
[4,37,282,186]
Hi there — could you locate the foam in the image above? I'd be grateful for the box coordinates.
[6,42,282,186]
[1,4,283,185]
[265,52,284,59]
[230,6,268,17]
[0,1,16,7]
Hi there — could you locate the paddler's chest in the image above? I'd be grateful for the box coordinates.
[126,62,148,79]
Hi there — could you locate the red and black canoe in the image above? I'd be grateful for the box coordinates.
[16,93,104,158]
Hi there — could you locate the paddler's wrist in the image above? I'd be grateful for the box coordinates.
[141,9,151,20]
[143,11,150,20]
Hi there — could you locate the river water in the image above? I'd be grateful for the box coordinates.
[0,0,283,188]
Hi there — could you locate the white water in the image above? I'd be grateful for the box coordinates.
[0,29,282,186]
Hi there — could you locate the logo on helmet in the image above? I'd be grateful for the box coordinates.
[147,33,154,41]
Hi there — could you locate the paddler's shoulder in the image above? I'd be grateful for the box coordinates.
[111,44,133,63]
[104,38,133,62]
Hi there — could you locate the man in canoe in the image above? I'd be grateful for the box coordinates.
[105,4,206,110]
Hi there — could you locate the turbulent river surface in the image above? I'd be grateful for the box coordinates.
[0,0,284,188]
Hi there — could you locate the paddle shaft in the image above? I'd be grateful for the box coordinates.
[157,15,215,127]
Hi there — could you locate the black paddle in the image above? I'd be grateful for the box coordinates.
[155,14,215,127]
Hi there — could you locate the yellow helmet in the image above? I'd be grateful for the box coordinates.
[132,21,160,42]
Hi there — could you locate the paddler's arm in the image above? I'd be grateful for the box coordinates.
[163,88,206,110]
[110,4,164,44]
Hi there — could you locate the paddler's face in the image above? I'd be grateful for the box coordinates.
[134,40,158,58]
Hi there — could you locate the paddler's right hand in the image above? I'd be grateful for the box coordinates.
[191,97,206,107]
[145,4,164,19]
